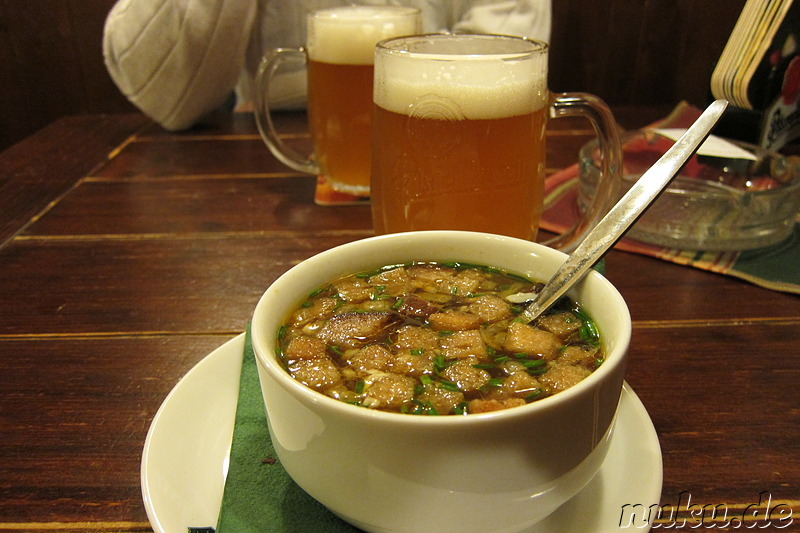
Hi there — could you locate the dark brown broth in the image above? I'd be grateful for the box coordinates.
[277,262,603,415]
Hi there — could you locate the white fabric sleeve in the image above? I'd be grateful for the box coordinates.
[103,0,257,130]
[453,0,552,43]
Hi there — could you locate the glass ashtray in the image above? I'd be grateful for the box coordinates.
[578,130,800,251]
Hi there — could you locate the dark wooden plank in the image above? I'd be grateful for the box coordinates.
[10,108,666,243]
[137,110,309,139]
[0,235,368,336]
[603,250,800,322]
[96,119,596,179]
[15,121,584,238]
[0,113,151,246]
[0,335,232,525]
[92,137,303,179]
[626,323,800,504]
[20,177,372,237]
[137,107,663,141]
[0,236,797,339]
[113,106,672,185]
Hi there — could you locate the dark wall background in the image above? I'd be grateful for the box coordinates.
[548,0,746,106]
[0,0,746,152]
[0,0,135,152]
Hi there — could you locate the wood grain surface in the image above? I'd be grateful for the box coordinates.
[0,109,797,532]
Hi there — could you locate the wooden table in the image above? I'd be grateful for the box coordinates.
[1,108,798,532]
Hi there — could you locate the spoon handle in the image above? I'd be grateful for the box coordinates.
[520,99,729,323]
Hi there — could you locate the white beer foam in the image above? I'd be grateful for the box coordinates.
[308,6,420,66]
[374,53,549,120]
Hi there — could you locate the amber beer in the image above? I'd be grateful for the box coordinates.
[371,106,548,239]
[307,61,372,194]
[371,35,550,240]
[305,6,420,196]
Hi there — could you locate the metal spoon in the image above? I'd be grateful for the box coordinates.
[508,99,729,322]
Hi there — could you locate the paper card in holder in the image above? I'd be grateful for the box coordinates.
[711,0,800,151]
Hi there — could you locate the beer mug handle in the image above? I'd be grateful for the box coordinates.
[254,48,320,175]
[542,92,622,252]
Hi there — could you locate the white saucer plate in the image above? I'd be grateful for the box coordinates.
[142,334,663,533]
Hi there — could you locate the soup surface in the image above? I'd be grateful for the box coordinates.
[277,262,603,415]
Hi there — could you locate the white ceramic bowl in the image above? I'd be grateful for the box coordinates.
[251,231,631,533]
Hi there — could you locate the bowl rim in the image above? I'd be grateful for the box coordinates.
[251,231,631,427]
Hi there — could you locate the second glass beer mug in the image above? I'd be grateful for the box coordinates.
[255,5,421,196]
[371,34,622,250]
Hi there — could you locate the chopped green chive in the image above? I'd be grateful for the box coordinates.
[505,272,531,283]
[573,307,601,345]
[371,286,389,300]
[522,359,546,368]
[526,366,548,375]
[410,399,439,415]
[439,379,460,392]
[525,389,543,402]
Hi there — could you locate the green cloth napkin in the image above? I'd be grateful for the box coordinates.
[214,327,360,532]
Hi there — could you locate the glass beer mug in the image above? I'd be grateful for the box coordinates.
[370,33,622,250]
[255,5,421,196]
